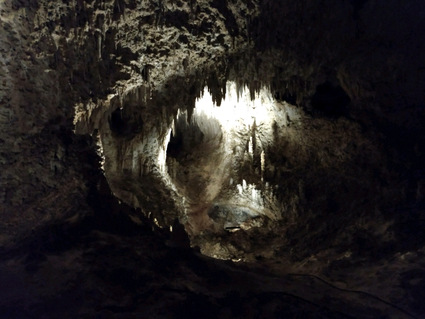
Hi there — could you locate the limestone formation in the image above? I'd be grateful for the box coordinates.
[1,0,424,317]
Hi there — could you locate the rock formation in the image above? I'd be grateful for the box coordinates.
[1,0,424,317]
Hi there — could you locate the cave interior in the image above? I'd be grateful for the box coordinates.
[1,0,425,318]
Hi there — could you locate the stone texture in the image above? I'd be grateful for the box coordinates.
[1,0,425,317]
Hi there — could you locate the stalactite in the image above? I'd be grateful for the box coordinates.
[97,32,102,59]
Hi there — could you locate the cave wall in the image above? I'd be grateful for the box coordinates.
[0,0,258,245]
[2,0,424,244]
[1,0,425,316]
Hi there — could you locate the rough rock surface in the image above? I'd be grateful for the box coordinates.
[1,0,425,318]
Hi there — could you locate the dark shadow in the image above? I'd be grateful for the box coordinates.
[108,107,143,138]
[310,82,351,117]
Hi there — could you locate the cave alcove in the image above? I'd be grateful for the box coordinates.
[1,0,425,318]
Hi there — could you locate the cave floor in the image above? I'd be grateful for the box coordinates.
[0,207,423,319]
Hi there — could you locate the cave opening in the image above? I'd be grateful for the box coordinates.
[310,81,351,117]
[163,81,293,259]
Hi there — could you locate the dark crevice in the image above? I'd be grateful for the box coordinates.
[310,82,351,118]
[108,107,143,138]
[210,0,239,37]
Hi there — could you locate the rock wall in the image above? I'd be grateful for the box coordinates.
[0,0,258,244]
[1,0,425,317]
